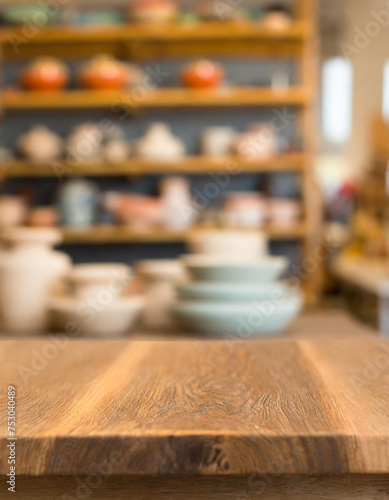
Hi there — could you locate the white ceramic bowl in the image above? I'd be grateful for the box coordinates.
[66,263,132,301]
[176,281,292,301]
[187,230,268,258]
[49,295,144,338]
[172,291,302,337]
[181,255,289,283]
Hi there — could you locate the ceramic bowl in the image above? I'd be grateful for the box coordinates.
[181,255,289,282]
[49,295,144,337]
[176,281,292,301]
[66,263,132,301]
[172,291,302,337]
[187,230,268,258]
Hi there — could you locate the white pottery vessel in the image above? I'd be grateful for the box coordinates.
[17,125,63,163]
[160,176,195,229]
[0,228,71,333]
[135,123,185,161]
[0,196,27,229]
[66,263,132,301]
[137,259,185,331]
[201,127,236,157]
[66,122,104,162]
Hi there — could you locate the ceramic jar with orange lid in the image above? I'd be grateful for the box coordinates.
[77,55,130,90]
[20,57,69,91]
[128,0,178,24]
[181,60,225,89]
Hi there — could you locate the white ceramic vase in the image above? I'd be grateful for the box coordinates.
[0,228,71,333]
[135,123,186,161]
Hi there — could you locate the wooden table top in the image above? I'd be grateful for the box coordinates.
[1,338,389,476]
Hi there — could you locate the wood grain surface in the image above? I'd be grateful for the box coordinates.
[0,339,389,476]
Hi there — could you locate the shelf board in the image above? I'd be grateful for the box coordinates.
[1,87,311,111]
[1,154,306,178]
[0,22,310,61]
[61,224,306,245]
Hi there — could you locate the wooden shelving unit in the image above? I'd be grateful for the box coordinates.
[0,0,321,303]
[61,223,307,245]
[2,87,311,111]
[1,153,306,178]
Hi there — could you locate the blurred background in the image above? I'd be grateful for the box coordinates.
[0,0,388,339]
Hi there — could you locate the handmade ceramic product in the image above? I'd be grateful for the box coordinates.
[181,60,225,89]
[17,125,63,163]
[66,263,132,301]
[20,57,69,91]
[49,295,144,337]
[28,207,58,227]
[103,139,131,163]
[65,122,104,162]
[0,196,27,228]
[57,179,99,227]
[128,0,178,23]
[269,199,302,225]
[160,177,195,229]
[223,192,269,228]
[187,230,268,258]
[104,192,163,228]
[182,255,289,282]
[172,292,302,336]
[137,259,185,330]
[262,6,292,29]
[201,127,236,157]
[233,123,276,160]
[135,123,185,160]
[0,228,71,333]
[77,55,130,90]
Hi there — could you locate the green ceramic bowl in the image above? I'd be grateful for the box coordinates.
[182,255,289,283]
[176,281,292,302]
[172,291,302,337]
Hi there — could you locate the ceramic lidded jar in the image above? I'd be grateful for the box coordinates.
[201,127,236,157]
[57,179,99,227]
[135,122,185,160]
[17,124,63,163]
[0,228,71,333]
[20,57,69,91]
[181,60,225,89]
[77,55,130,90]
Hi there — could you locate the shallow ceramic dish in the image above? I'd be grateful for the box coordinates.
[172,291,302,337]
[49,295,144,338]
[187,230,268,258]
[181,255,288,282]
[176,281,292,301]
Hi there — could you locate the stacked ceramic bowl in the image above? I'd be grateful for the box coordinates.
[172,231,303,338]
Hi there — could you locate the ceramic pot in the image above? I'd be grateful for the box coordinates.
[160,176,195,229]
[66,122,104,162]
[181,60,225,88]
[137,259,185,330]
[233,123,276,160]
[66,263,132,301]
[28,206,58,227]
[17,125,63,163]
[104,193,163,229]
[57,179,98,227]
[269,199,302,225]
[187,230,268,258]
[0,228,71,333]
[135,123,185,160]
[0,196,27,229]
[77,55,130,90]
[223,192,269,228]
[201,127,236,157]
[262,9,292,29]
[128,0,178,24]
[103,139,131,163]
[20,57,69,91]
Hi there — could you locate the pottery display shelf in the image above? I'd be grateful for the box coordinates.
[0,153,306,178]
[1,338,389,499]
[59,223,307,244]
[0,22,310,61]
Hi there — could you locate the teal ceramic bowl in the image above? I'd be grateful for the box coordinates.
[176,281,292,302]
[181,255,289,283]
[172,291,302,337]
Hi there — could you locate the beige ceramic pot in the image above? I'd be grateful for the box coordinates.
[0,196,27,229]
[0,228,71,333]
